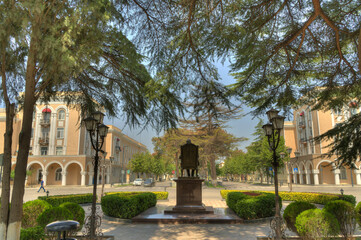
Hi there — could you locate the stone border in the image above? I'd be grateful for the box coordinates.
[102,214,132,223]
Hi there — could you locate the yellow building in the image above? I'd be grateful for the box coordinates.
[0,100,147,186]
[283,103,360,185]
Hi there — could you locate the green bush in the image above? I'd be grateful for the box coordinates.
[295,209,340,239]
[324,200,356,238]
[106,191,168,200]
[226,192,249,210]
[101,192,156,219]
[355,201,361,227]
[22,200,52,229]
[38,194,94,206]
[283,201,316,234]
[36,207,74,228]
[20,226,45,240]
[59,202,85,229]
[220,190,355,205]
[227,192,281,220]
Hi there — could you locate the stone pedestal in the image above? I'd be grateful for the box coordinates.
[164,177,214,214]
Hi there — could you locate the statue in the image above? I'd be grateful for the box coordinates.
[179,139,199,177]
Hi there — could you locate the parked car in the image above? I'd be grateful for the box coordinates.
[144,178,155,187]
[133,178,144,186]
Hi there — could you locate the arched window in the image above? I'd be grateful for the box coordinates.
[55,168,62,181]
[58,110,65,120]
[340,166,347,180]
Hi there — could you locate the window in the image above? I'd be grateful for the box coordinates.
[340,166,347,180]
[55,168,62,181]
[40,147,48,155]
[58,110,65,120]
[57,128,64,139]
[56,147,63,155]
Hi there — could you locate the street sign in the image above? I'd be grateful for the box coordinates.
[294,168,298,173]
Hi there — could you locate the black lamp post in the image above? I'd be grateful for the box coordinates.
[262,108,285,240]
[83,111,109,239]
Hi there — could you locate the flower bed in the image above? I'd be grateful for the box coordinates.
[220,190,356,205]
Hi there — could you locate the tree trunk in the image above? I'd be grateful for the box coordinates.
[7,34,37,240]
[209,156,216,180]
[0,103,15,240]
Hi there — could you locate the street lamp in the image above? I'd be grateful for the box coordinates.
[83,111,109,239]
[262,108,285,240]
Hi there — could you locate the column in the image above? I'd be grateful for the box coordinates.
[293,172,298,184]
[313,169,319,185]
[354,169,361,185]
[88,171,94,185]
[334,169,341,185]
[305,170,311,185]
[61,171,67,186]
[43,171,48,186]
[299,170,304,184]
[81,171,86,186]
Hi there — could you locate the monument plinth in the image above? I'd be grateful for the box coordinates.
[165,140,214,215]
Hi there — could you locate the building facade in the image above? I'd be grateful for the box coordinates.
[0,100,147,186]
[283,102,361,185]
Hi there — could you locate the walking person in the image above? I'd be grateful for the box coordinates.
[37,178,46,193]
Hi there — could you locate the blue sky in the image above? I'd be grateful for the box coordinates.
[104,62,264,153]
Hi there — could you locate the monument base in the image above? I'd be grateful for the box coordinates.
[164,177,214,214]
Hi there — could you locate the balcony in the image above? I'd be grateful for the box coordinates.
[39,137,49,145]
[40,118,50,127]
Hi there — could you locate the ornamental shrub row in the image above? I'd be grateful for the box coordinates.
[226,192,281,220]
[20,199,85,240]
[220,190,356,205]
[38,193,94,206]
[105,191,168,200]
[284,200,360,239]
[101,192,157,219]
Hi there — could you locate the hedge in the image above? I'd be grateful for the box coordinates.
[295,208,340,239]
[36,207,73,228]
[220,190,356,205]
[22,200,52,229]
[38,193,94,206]
[227,192,281,219]
[105,191,168,200]
[20,226,45,240]
[101,192,157,219]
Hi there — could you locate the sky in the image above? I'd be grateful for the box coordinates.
[104,63,264,153]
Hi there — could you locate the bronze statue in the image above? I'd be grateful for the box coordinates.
[179,139,199,177]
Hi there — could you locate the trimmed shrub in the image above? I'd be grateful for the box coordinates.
[227,192,281,220]
[220,190,355,205]
[37,207,74,228]
[101,192,156,219]
[324,200,356,238]
[20,226,45,240]
[22,200,52,229]
[38,194,93,206]
[283,201,316,234]
[226,192,249,210]
[59,202,85,229]
[106,191,168,200]
[295,209,340,239]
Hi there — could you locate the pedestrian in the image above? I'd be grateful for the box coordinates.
[37,178,46,193]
